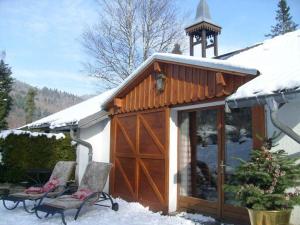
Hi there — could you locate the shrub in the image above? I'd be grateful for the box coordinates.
[224,138,300,210]
[0,133,76,184]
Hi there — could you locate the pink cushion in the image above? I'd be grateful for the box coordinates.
[42,177,60,192]
[24,177,60,194]
[72,188,93,200]
[25,187,44,194]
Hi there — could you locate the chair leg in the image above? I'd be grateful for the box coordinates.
[35,209,43,219]
[23,200,35,213]
[74,207,83,221]
[102,192,119,211]
[2,200,20,210]
[61,212,67,225]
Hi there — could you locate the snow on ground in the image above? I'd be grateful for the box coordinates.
[226,30,300,100]
[0,198,215,225]
[0,129,65,140]
[25,88,116,129]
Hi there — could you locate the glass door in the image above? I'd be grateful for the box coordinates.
[178,106,254,223]
[222,107,253,223]
[178,107,222,217]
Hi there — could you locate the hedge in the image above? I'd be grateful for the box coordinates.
[0,132,76,184]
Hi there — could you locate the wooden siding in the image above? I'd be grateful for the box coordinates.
[111,62,253,114]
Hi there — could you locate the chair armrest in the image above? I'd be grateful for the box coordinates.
[35,185,67,208]
[78,192,100,208]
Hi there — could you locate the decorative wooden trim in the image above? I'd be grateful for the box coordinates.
[139,160,166,205]
[115,119,136,154]
[114,98,123,108]
[216,72,226,86]
[115,158,136,197]
[154,61,162,73]
[139,114,165,154]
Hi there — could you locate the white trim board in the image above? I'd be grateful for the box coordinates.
[171,100,225,111]
[169,109,178,212]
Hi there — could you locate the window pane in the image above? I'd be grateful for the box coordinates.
[224,108,253,205]
[179,109,218,202]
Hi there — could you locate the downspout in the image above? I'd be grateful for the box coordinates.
[70,128,93,162]
[267,98,300,144]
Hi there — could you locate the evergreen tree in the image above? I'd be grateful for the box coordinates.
[0,60,14,129]
[266,0,298,38]
[25,88,37,123]
[225,137,300,210]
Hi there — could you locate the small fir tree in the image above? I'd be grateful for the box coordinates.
[225,136,300,210]
[266,0,298,38]
[0,60,13,129]
[25,88,37,123]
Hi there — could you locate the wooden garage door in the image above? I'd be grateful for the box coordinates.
[110,108,169,212]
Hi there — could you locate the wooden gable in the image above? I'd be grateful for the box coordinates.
[108,60,255,114]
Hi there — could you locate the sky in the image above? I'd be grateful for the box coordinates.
[0,0,299,96]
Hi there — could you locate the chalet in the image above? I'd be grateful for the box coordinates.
[25,0,300,224]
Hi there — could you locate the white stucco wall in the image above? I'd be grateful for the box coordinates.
[77,118,111,193]
[266,101,300,155]
[266,101,300,224]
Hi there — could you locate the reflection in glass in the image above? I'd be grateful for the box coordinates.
[179,109,218,202]
[224,108,253,205]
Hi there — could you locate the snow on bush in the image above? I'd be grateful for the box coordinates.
[0,129,65,140]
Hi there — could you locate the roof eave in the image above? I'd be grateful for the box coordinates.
[78,110,109,129]
[226,89,300,109]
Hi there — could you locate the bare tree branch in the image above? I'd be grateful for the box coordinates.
[82,0,184,89]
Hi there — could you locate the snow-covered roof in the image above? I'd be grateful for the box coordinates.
[102,53,258,108]
[226,30,300,101]
[26,89,116,129]
[0,129,65,139]
[185,0,220,30]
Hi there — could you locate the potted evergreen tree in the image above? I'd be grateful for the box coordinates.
[225,136,300,225]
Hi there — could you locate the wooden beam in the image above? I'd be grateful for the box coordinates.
[206,43,214,49]
[109,107,115,115]
[189,36,194,56]
[201,29,206,58]
[154,61,162,73]
[114,98,123,108]
[214,35,218,56]
[216,72,226,86]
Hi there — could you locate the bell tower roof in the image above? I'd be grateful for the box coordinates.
[185,0,221,32]
[196,0,212,22]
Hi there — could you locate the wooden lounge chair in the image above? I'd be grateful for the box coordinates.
[2,161,76,213]
[34,162,118,225]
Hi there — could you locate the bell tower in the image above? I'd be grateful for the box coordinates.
[185,0,221,57]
